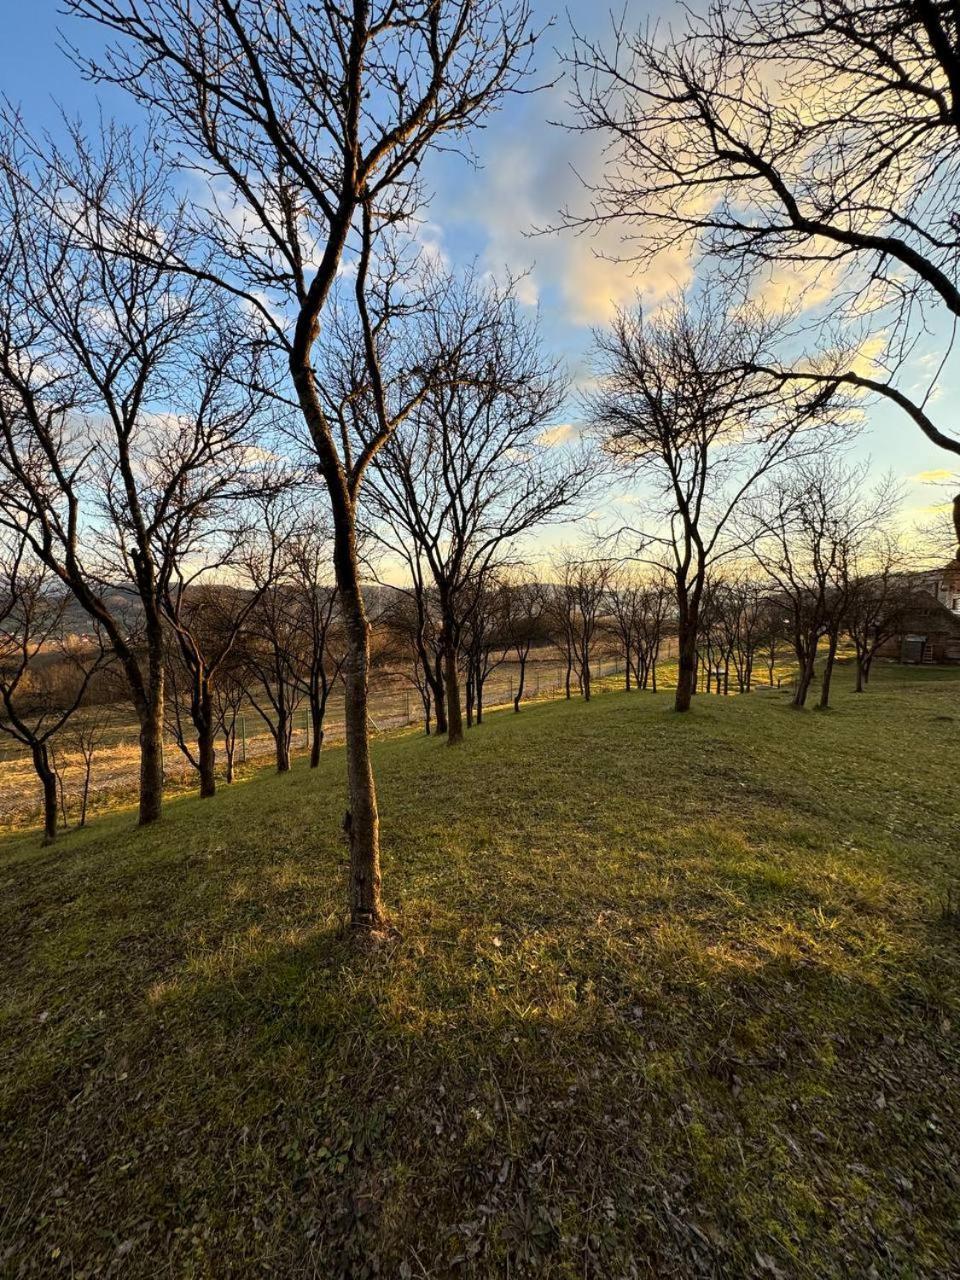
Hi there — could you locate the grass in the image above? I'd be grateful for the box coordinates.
[0,663,958,1277]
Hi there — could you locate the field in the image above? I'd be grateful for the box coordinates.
[1,663,958,1277]
[0,651,642,830]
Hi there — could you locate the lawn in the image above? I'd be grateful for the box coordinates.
[1,664,958,1278]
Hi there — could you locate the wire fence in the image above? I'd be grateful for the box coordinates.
[0,640,808,830]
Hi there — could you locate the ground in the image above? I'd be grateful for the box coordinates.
[0,665,958,1278]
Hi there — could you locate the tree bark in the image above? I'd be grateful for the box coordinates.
[819,631,839,709]
[198,723,216,796]
[309,701,325,768]
[196,680,216,798]
[433,653,448,735]
[443,630,464,745]
[514,650,529,711]
[339,572,383,929]
[138,677,164,826]
[793,646,817,707]
[675,616,698,713]
[275,719,291,773]
[80,755,92,826]
[32,742,58,845]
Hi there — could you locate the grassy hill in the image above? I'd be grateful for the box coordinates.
[1,667,959,1277]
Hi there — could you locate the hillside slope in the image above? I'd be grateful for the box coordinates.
[1,669,959,1277]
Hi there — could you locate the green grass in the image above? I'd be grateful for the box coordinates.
[1,663,959,1277]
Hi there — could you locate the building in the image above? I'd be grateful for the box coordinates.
[925,557,960,615]
[877,558,960,664]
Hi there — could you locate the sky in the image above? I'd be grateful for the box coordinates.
[2,0,957,555]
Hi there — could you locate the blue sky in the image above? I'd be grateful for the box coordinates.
[2,0,957,548]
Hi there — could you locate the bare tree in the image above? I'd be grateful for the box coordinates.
[758,594,791,688]
[588,290,830,712]
[461,576,509,728]
[604,566,670,693]
[364,269,582,744]
[604,567,643,692]
[546,573,578,700]
[748,459,896,707]
[712,573,767,694]
[240,584,305,775]
[286,512,346,767]
[552,554,612,703]
[501,579,549,712]
[0,126,271,826]
[67,706,113,827]
[845,535,916,693]
[377,588,445,736]
[65,0,540,928]
[163,509,279,797]
[0,538,108,842]
[565,0,960,457]
[212,665,247,784]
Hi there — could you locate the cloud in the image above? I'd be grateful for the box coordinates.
[455,90,694,329]
[910,468,956,485]
[537,422,577,447]
[848,330,890,377]
[753,258,845,313]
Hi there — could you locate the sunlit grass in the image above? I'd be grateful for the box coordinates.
[0,661,958,1276]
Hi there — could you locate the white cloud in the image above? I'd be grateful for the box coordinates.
[460,91,695,329]
[537,422,577,447]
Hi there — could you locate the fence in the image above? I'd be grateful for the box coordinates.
[0,641,800,829]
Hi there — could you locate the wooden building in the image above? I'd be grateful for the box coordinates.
[877,558,960,664]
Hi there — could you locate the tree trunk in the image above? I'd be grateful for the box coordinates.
[275,720,291,773]
[224,729,235,784]
[310,701,324,767]
[444,632,464,744]
[196,680,216,798]
[819,631,839,709]
[337,567,384,929]
[429,654,446,735]
[675,620,698,713]
[80,755,92,826]
[138,680,164,826]
[198,723,216,796]
[32,742,57,845]
[514,653,526,712]
[794,643,817,707]
[291,347,383,934]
